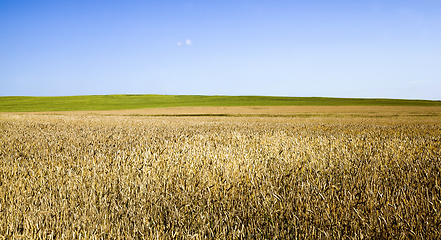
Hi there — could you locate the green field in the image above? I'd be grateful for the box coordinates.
[1,95,440,112]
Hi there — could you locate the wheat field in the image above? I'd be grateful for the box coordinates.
[0,114,440,239]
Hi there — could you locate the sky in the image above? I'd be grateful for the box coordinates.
[1,0,440,99]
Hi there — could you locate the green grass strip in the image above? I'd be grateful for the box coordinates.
[1,95,440,112]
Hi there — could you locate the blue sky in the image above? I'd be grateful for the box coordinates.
[1,1,440,99]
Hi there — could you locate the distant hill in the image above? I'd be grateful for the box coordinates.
[1,95,440,112]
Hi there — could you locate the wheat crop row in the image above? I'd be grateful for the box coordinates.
[0,115,440,239]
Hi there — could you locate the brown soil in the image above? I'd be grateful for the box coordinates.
[4,105,440,116]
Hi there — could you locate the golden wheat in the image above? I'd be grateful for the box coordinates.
[0,114,440,239]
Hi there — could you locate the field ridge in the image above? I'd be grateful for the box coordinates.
[1,94,441,112]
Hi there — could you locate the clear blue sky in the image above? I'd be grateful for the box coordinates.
[1,0,440,99]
